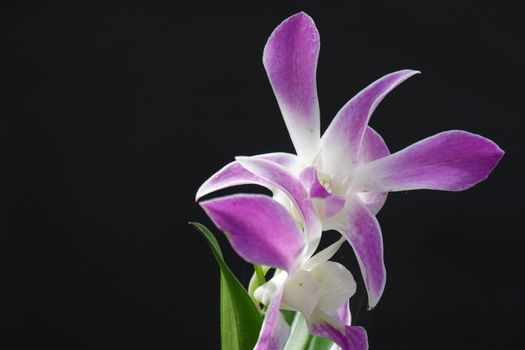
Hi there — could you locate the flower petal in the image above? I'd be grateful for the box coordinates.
[263,12,321,162]
[236,157,322,258]
[352,130,505,192]
[320,70,419,176]
[334,300,351,326]
[195,152,301,201]
[196,161,269,201]
[254,272,291,350]
[324,195,385,309]
[356,126,390,214]
[308,309,368,350]
[302,236,346,270]
[310,262,356,315]
[200,194,304,271]
[282,269,321,320]
[254,270,287,306]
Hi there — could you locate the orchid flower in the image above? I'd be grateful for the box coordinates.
[201,194,368,350]
[196,12,504,309]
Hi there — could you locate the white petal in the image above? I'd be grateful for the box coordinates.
[282,270,320,319]
[310,262,356,314]
[255,270,288,306]
[302,237,346,270]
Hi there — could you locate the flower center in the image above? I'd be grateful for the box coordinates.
[317,172,333,193]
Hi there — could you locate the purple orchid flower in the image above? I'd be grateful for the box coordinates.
[196,12,504,309]
[201,194,368,350]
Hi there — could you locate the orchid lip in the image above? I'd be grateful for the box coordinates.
[254,237,360,349]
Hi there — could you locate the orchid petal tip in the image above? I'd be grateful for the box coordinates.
[195,192,201,202]
[402,69,421,77]
[288,11,314,22]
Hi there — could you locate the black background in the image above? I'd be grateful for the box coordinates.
[3,1,523,349]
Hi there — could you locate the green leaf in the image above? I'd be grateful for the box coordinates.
[283,312,334,350]
[191,222,263,350]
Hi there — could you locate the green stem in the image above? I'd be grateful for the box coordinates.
[254,264,266,286]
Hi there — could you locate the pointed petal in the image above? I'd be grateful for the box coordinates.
[352,130,505,192]
[308,309,368,350]
[196,161,270,201]
[263,12,321,161]
[325,195,385,309]
[237,157,322,258]
[200,194,304,271]
[320,70,419,176]
[196,153,301,201]
[302,236,346,270]
[310,262,356,315]
[255,272,291,350]
[355,127,390,214]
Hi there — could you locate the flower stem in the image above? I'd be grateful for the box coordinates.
[254,264,266,286]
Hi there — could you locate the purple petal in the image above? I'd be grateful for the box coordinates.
[263,12,321,161]
[299,167,330,198]
[236,157,322,258]
[195,152,301,200]
[311,325,368,350]
[200,194,304,271]
[299,167,345,217]
[255,277,290,350]
[352,130,505,192]
[325,195,385,309]
[308,310,368,350]
[356,126,390,214]
[333,300,351,326]
[320,70,419,176]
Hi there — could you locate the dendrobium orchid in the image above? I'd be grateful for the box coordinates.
[201,194,367,350]
[196,12,504,309]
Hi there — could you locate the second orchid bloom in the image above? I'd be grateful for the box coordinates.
[197,12,503,350]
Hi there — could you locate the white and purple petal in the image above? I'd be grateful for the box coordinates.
[236,157,322,258]
[196,161,270,201]
[324,195,385,309]
[195,152,302,201]
[334,300,351,326]
[320,70,419,176]
[308,309,368,350]
[254,272,290,350]
[355,126,390,214]
[200,194,304,271]
[352,130,505,192]
[263,12,321,162]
